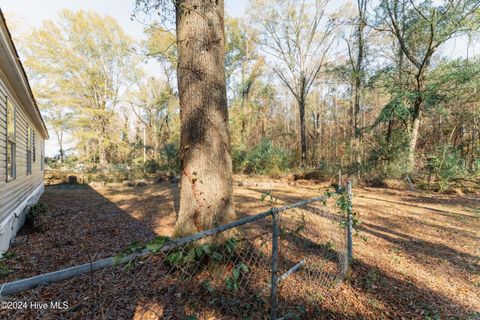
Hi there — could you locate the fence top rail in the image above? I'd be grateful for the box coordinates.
[163,195,327,251]
[0,195,327,297]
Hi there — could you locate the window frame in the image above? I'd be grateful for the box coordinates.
[27,126,32,175]
[40,139,44,171]
[32,130,36,163]
[6,97,16,181]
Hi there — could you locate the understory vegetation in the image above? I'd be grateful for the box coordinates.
[12,0,479,193]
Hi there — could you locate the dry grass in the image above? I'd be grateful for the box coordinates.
[1,177,479,319]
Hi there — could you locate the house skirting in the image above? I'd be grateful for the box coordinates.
[0,183,44,254]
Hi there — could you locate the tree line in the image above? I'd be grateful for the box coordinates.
[18,0,480,195]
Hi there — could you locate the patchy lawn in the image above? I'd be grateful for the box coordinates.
[1,178,479,319]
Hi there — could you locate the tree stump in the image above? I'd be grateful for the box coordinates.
[68,176,78,184]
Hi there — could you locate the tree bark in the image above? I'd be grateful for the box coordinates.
[299,96,307,166]
[55,130,64,163]
[352,0,366,171]
[240,51,247,145]
[407,71,427,173]
[408,103,421,173]
[98,135,107,166]
[174,0,236,237]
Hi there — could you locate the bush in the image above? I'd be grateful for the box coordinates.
[364,130,410,179]
[0,262,11,278]
[46,155,78,170]
[45,170,69,184]
[312,159,340,179]
[427,145,467,191]
[160,143,180,173]
[232,147,248,173]
[237,139,290,176]
[144,159,161,174]
[27,203,49,221]
[26,203,51,232]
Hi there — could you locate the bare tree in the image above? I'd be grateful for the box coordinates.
[250,0,337,165]
[351,0,367,169]
[340,0,369,171]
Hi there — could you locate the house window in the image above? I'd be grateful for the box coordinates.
[41,140,44,171]
[33,130,36,162]
[27,127,32,175]
[6,98,16,181]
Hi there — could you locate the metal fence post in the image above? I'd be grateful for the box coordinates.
[347,180,353,262]
[270,209,280,320]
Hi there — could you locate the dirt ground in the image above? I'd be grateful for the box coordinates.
[1,177,479,319]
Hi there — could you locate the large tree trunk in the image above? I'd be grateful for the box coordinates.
[98,136,107,166]
[352,61,362,167]
[408,106,421,173]
[407,73,426,173]
[352,0,366,172]
[55,130,64,163]
[240,55,247,145]
[299,97,307,166]
[174,0,236,237]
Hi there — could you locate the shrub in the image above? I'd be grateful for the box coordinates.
[427,145,467,191]
[160,143,180,173]
[144,159,161,174]
[364,130,410,179]
[238,139,289,175]
[0,262,11,278]
[26,203,51,232]
[107,163,130,181]
[232,147,248,173]
[45,170,70,184]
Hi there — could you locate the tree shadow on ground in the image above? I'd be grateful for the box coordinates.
[279,231,479,319]
[358,222,480,276]
[357,195,477,220]
[103,182,179,236]
[3,183,479,319]
[354,200,479,241]
[401,193,480,208]
[2,183,158,282]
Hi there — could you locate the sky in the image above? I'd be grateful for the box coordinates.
[0,0,478,156]
[1,0,248,39]
[0,0,248,156]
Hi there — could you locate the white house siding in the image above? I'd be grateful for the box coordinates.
[0,70,45,252]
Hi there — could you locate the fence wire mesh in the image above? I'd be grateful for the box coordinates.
[1,195,349,320]
[276,201,348,319]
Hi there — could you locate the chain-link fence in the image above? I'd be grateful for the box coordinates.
[0,190,352,320]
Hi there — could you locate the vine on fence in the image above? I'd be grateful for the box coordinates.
[324,184,360,231]
[113,235,243,272]
[113,183,359,270]
[109,182,357,305]
[112,233,256,294]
